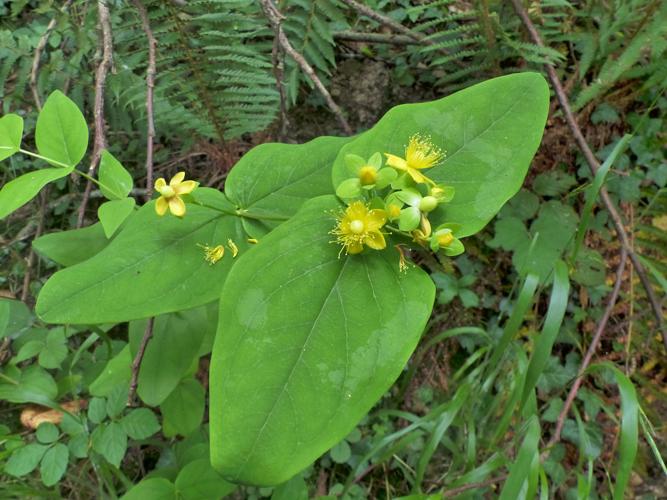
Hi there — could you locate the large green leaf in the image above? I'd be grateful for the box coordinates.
[36,200,246,324]
[224,136,350,237]
[0,113,23,161]
[209,196,435,485]
[331,72,549,237]
[129,306,213,406]
[0,167,74,220]
[33,222,111,267]
[35,90,88,168]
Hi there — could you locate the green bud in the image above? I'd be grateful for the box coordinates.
[419,195,438,213]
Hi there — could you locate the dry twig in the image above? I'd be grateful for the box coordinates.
[131,0,158,197]
[510,0,666,351]
[128,318,155,405]
[548,248,628,446]
[260,0,352,135]
[77,0,114,228]
[30,0,74,109]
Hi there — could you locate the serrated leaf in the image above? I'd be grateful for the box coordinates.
[39,443,68,486]
[99,150,133,200]
[121,409,160,440]
[209,196,434,485]
[106,385,129,418]
[4,444,48,477]
[35,90,88,167]
[93,422,127,468]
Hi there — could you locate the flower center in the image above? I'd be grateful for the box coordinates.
[159,185,176,198]
[437,232,454,247]
[349,219,365,234]
[358,166,378,185]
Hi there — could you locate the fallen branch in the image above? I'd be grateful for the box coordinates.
[510,0,666,351]
[548,247,628,446]
[128,317,154,405]
[260,0,352,135]
[77,0,114,228]
[30,0,74,110]
[131,0,157,197]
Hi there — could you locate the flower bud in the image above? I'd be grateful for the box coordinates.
[419,195,438,213]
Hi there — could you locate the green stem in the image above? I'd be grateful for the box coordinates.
[20,148,71,168]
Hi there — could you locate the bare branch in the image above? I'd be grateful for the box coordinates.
[271,33,290,139]
[548,247,628,446]
[127,317,154,405]
[77,0,114,228]
[131,0,158,197]
[30,0,74,110]
[260,0,352,135]
[510,0,666,351]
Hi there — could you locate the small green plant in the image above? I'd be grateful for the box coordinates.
[0,73,549,488]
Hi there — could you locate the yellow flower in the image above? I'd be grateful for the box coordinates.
[154,172,197,217]
[331,201,387,255]
[198,243,225,265]
[384,134,444,185]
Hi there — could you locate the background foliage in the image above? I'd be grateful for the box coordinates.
[1,0,666,498]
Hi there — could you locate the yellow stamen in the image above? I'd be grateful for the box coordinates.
[197,243,225,265]
[227,239,239,258]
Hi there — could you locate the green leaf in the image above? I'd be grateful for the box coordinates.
[0,298,32,339]
[174,459,236,500]
[36,422,59,444]
[329,441,351,464]
[93,422,127,468]
[38,328,68,369]
[106,385,129,418]
[499,416,540,500]
[36,201,246,324]
[161,378,205,438]
[521,260,570,407]
[39,443,68,486]
[0,365,57,405]
[271,475,309,500]
[68,433,89,459]
[88,397,107,424]
[35,90,88,167]
[4,443,48,476]
[224,136,350,237]
[335,178,362,199]
[98,198,136,238]
[89,345,131,397]
[99,150,133,200]
[122,478,176,500]
[121,409,160,440]
[532,170,577,197]
[129,307,211,406]
[209,196,435,485]
[0,113,23,161]
[0,166,74,220]
[33,223,111,267]
[332,73,549,237]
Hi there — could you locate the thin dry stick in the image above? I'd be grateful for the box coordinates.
[131,0,157,197]
[77,0,114,228]
[30,0,74,109]
[510,0,666,351]
[128,317,155,405]
[548,247,628,446]
[260,0,352,135]
[271,34,290,139]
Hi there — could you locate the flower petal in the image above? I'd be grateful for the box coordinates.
[407,167,429,184]
[155,178,167,192]
[174,180,197,195]
[346,201,368,219]
[170,171,186,186]
[364,230,386,250]
[384,154,407,171]
[366,209,387,231]
[169,196,186,217]
[155,196,168,216]
[346,241,364,254]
